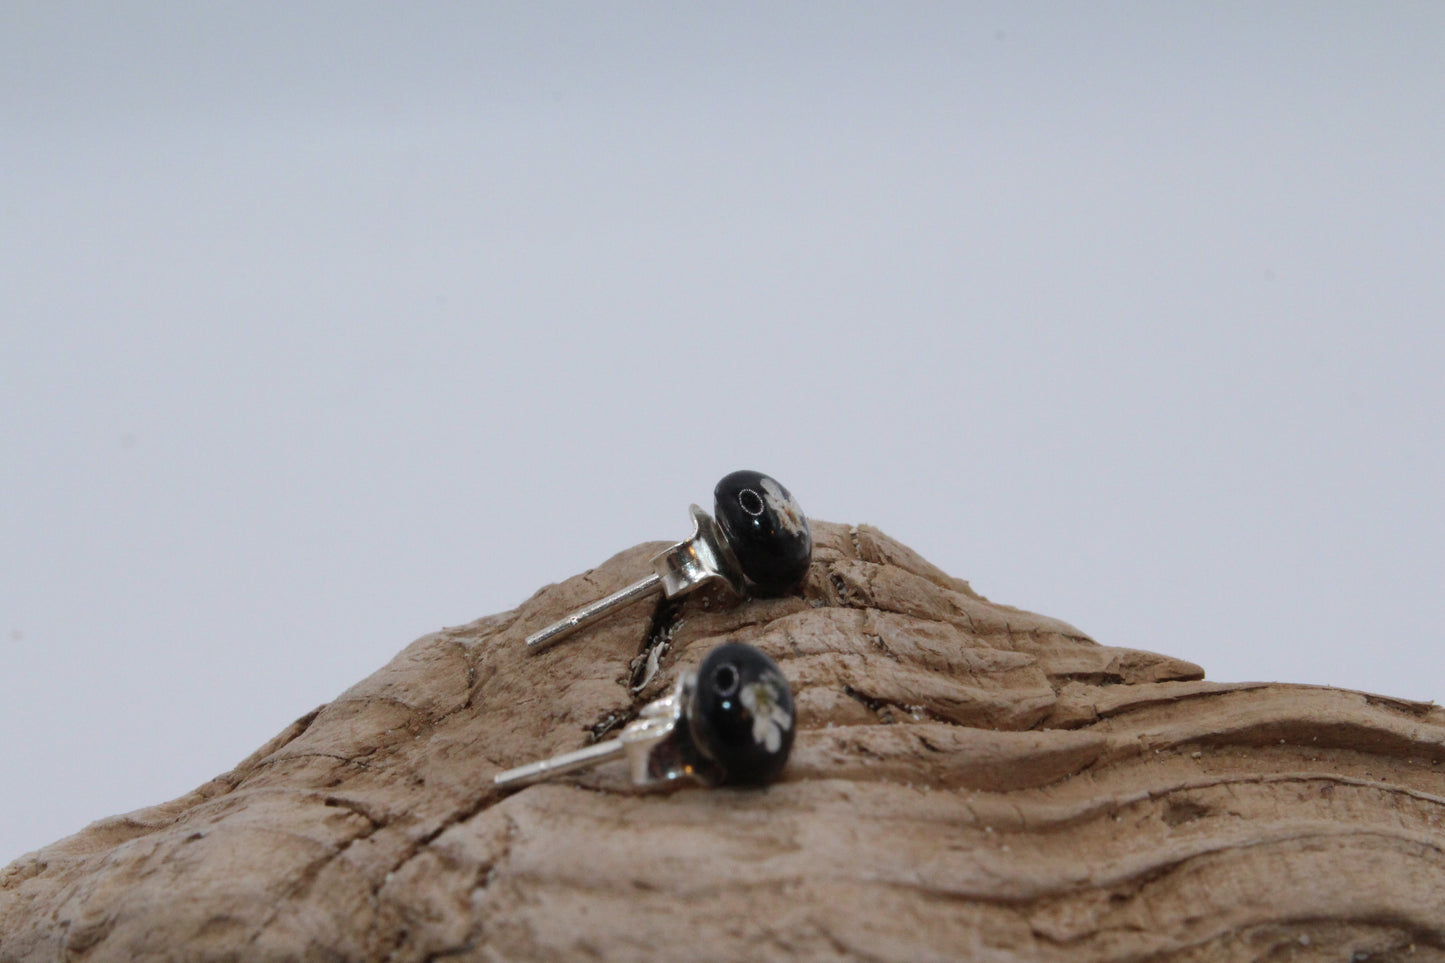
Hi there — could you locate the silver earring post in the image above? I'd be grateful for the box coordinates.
[493,675,693,788]
[525,506,739,653]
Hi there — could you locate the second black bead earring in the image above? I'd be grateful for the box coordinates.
[526,470,812,653]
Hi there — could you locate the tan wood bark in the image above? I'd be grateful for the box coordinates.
[3,522,1444,961]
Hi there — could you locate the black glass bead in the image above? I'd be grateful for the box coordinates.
[713,470,812,597]
[687,642,796,787]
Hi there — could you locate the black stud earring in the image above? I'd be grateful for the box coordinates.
[525,470,812,653]
[493,642,796,789]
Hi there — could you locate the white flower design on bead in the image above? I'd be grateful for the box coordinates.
[759,476,807,539]
[742,675,793,754]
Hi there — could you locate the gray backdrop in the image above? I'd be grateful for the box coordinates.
[3,3,1442,866]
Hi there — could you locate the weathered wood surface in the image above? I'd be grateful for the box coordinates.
[4,522,1444,961]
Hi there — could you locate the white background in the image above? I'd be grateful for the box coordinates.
[3,4,1442,867]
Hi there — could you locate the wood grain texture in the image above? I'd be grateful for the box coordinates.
[4,521,1443,961]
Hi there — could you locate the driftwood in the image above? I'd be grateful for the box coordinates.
[3,522,1444,961]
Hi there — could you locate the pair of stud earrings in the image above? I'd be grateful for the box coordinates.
[494,471,811,792]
